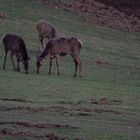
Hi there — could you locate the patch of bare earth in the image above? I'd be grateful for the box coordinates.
[0,121,82,139]
[0,97,133,139]
[90,97,121,105]
[0,121,80,139]
[94,57,110,67]
[41,0,140,32]
[0,121,78,129]
[0,97,29,102]
[0,103,134,116]
[0,127,82,140]
[0,13,6,22]
[95,0,140,19]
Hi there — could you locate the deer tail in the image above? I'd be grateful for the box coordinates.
[1,34,6,42]
[77,38,83,48]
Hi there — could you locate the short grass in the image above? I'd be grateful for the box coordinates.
[0,0,140,140]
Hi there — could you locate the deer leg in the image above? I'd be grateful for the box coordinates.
[10,53,16,71]
[16,58,20,72]
[55,56,60,76]
[48,58,53,75]
[73,56,82,78]
[40,36,44,49]
[78,59,82,78]
[73,59,78,77]
[38,35,44,50]
[3,51,8,69]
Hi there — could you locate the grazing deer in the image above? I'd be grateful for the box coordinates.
[2,34,30,74]
[36,37,82,78]
[36,20,59,49]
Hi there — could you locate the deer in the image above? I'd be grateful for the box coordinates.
[36,19,59,49]
[2,34,30,74]
[36,37,82,78]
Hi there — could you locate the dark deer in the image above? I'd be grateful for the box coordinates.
[36,20,59,49]
[36,37,82,78]
[2,34,30,74]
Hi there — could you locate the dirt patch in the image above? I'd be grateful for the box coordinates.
[0,101,133,117]
[41,0,140,32]
[0,97,29,102]
[94,57,110,67]
[0,12,6,23]
[0,106,72,113]
[95,0,140,19]
[93,109,132,115]
[73,108,134,116]
[0,13,6,19]
[0,121,78,129]
[1,128,33,137]
[58,100,86,105]
[0,128,82,139]
[0,121,79,139]
[90,97,122,105]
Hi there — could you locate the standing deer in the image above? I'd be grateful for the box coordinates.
[36,20,59,49]
[2,34,30,74]
[36,37,82,78]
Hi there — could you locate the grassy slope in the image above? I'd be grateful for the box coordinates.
[0,0,140,139]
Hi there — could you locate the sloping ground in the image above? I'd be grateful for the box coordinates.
[41,0,140,32]
[0,0,140,140]
[96,0,140,18]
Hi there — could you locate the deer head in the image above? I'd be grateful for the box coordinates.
[36,52,45,74]
[23,56,31,74]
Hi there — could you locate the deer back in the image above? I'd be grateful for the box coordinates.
[2,34,29,61]
[36,20,58,39]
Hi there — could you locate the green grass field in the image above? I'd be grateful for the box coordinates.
[0,0,140,139]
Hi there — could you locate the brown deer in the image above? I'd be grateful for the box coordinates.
[36,20,59,49]
[36,37,82,77]
[2,34,30,74]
